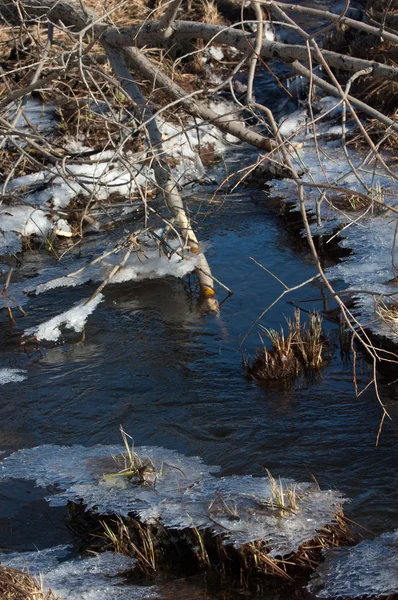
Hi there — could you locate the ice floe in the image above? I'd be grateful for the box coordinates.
[0,545,158,600]
[24,294,104,341]
[0,444,345,556]
[0,368,27,385]
[308,529,398,598]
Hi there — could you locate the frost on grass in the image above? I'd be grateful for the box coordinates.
[0,444,345,556]
[24,295,104,341]
[307,529,398,599]
[267,97,398,342]
[0,368,27,385]
[1,545,159,600]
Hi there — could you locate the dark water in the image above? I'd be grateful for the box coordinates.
[0,188,397,563]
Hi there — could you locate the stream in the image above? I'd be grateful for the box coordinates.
[1,0,398,597]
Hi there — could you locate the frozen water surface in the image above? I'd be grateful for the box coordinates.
[1,545,159,600]
[0,445,345,556]
[308,529,398,598]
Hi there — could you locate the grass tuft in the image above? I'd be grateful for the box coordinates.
[0,565,60,600]
[245,309,329,382]
[100,426,156,487]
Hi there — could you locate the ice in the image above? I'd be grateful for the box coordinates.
[24,294,104,341]
[267,100,398,342]
[0,203,72,253]
[1,205,52,236]
[30,235,201,297]
[6,98,57,134]
[0,368,27,384]
[0,230,23,254]
[308,529,398,598]
[1,545,159,600]
[279,109,309,138]
[207,45,224,62]
[0,444,345,556]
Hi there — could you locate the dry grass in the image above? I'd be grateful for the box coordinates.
[0,565,60,600]
[245,309,328,382]
[100,426,156,487]
[329,192,373,212]
[101,517,157,573]
[376,298,398,324]
[83,500,351,586]
[262,470,298,514]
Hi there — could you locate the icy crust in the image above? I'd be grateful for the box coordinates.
[0,545,158,600]
[24,294,104,341]
[308,530,398,599]
[20,238,200,340]
[268,98,398,342]
[0,368,27,384]
[0,444,345,556]
[1,234,200,337]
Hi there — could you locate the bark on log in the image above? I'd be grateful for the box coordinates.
[104,21,398,81]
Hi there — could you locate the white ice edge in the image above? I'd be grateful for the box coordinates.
[23,294,104,341]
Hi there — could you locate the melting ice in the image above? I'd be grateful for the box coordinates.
[307,529,398,598]
[0,444,345,556]
[0,545,158,600]
[268,96,398,342]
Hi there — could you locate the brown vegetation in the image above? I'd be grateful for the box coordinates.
[0,564,59,600]
[68,500,350,591]
[245,310,329,382]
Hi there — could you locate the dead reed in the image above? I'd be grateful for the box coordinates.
[0,564,60,600]
[245,309,329,382]
[69,499,350,590]
[375,298,398,325]
[100,426,156,488]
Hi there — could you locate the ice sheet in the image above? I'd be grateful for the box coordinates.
[0,444,345,557]
[308,529,398,598]
[1,545,158,600]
